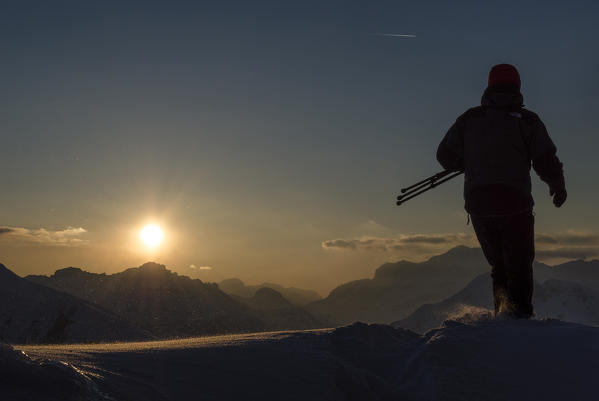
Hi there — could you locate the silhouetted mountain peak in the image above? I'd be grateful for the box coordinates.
[556,259,599,270]
[221,278,244,285]
[218,278,322,306]
[373,246,484,281]
[374,261,418,280]
[219,278,245,291]
[119,262,174,279]
[138,262,168,271]
[53,267,85,278]
[309,245,489,324]
[26,262,271,337]
[425,245,482,264]
[249,287,292,310]
[535,258,599,291]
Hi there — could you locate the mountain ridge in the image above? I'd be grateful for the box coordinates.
[394,272,599,333]
[218,278,322,306]
[306,246,489,324]
[26,262,327,337]
[0,263,152,343]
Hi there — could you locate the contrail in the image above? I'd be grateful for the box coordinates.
[374,33,416,38]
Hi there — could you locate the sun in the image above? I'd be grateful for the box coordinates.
[140,224,164,248]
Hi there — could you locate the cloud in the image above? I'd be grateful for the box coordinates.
[322,233,474,252]
[534,231,599,260]
[322,239,357,250]
[0,226,88,246]
[535,234,558,244]
[536,247,599,260]
[322,230,599,263]
[189,264,212,271]
[323,230,599,257]
[400,234,459,244]
[375,33,416,38]
[535,232,599,246]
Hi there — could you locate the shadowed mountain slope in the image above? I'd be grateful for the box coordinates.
[306,246,489,324]
[0,264,151,344]
[218,278,322,306]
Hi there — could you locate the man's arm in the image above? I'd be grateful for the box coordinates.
[437,116,465,171]
[533,150,567,207]
[524,112,567,207]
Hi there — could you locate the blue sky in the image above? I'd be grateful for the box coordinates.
[1,1,598,293]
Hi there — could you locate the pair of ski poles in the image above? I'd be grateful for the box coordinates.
[396,169,463,206]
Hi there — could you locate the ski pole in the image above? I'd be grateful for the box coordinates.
[396,170,463,206]
[400,170,454,194]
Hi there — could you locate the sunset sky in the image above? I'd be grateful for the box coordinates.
[1,1,598,294]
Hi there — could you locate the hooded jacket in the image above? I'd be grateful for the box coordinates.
[437,87,565,216]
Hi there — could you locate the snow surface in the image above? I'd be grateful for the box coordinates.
[7,319,599,401]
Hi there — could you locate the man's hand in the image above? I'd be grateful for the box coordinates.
[550,188,567,208]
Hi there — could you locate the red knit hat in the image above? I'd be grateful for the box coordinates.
[488,64,521,89]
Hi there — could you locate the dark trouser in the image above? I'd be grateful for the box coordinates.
[471,211,535,318]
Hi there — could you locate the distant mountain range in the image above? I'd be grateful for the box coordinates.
[535,259,599,291]
[306,246,599,326]
[27,263,267,338]
[218,278,322,306]
[306,246,490,324]
[4,245,598,343]
[231,287,325,330]
[394,273,599,334]
[26,262,327,340]
[0,263,151,344]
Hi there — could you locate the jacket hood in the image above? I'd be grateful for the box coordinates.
[481,88,524,109]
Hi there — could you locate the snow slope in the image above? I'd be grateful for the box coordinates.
[10,319,599,401]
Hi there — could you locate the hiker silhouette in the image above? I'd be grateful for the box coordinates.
[437,63,566,318]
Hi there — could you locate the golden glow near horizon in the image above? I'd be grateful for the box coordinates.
[140,224,164,248]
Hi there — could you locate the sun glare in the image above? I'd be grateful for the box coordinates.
[140,224,164,248]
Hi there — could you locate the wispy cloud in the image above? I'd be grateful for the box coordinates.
[189,264,212,271]
[322,230,599,262]
[374,33,416,38]
[533,231,599,261]
[322,233,474,252]
[535,231,599,246]
[322,239,358,250]
[0,226,88,246]
[536,247,599,260]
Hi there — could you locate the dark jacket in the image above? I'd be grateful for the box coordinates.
[437,87,565,216]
